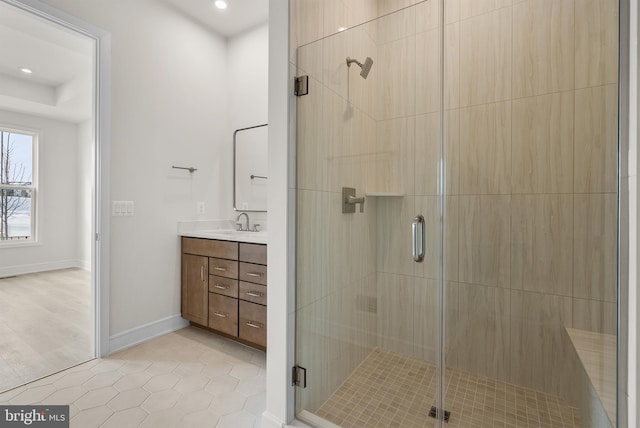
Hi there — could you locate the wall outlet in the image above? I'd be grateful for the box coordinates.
[197,201,205,214]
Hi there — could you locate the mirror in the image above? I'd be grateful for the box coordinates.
[234,124,268,212]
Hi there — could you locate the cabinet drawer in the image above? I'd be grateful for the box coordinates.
[209,258,238,279]
[239,262,267,285]
[239,282,267,305]
[209,276,238,298]
[239,301,266,348]
[182,237,238,260]
[208,293,238,337]
[239,243,267,265]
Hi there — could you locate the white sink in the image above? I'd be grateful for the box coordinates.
[177,221,268,244]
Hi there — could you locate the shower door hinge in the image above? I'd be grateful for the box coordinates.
[429,406,451,423]
[95,233,100,241]
[294,75,309,96]
[292,365,307,388]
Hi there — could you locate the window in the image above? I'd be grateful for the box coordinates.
[0,128,36,243]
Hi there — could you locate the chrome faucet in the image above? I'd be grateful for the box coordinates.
[236,212,250,231]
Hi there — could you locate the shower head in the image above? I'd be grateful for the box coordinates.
[346,56,374,79]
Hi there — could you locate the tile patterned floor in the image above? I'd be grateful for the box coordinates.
[0,268,92,392]
[316,349,581,428]
[0,326,266,428]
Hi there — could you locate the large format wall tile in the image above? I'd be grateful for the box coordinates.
[459,0,511,20]
[459,102,511,194]
[574,84,618,193]
[444,23,460,109]
[324,87,354,193]
[415,196,459,282]
[322,25,355,101]
[510,291,573,395]
[348,109,376,193]
[459,195,511,288]
[295,298,330,413]
[377,0,420,16]
[379,36,417,119]
[573,298,616,335]
[453,283,511,382]
[511,195,573,296]
[376,196,416,276]
[377,273,415,355]
[511,92,574,194]
[296,190,329,309]
[290,0,324,52]
[374,117,415,194]
[415,110,459,196]
[414,279,458,363]
[460,8,512,107]
[323,0,356,38]
[416,28,441,115]
[573,193,617,302]
[296,77,326,192]
[512,0,574,98]
[342,25,380,119]
[575,0,618,88]
[371,4,416,44]
[416,0,440,33]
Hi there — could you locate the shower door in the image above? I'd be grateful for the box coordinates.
[293,0,619,427]
[294,2,447,426]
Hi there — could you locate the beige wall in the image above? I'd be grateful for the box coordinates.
[293,0,618,411]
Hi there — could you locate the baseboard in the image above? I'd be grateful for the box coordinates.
[262,411,288,428]
[75,259,91,270]
[0,260,80,278]
[109,314,189,354]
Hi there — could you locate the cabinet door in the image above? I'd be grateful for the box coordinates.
[181,254,208,326]
[239,300,267,348]
[209,293,238,337]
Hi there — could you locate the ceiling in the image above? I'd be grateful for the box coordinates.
[0,1,94,123]
[162,0,268,38]
[0,0,268,124]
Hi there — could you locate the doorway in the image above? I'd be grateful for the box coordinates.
[0,0,110,391]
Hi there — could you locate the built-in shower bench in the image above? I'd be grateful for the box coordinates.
[566,328,616,427]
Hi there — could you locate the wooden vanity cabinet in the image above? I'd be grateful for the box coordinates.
[181,237,267,349]
[238,243,268,348]
[181,253,209,327]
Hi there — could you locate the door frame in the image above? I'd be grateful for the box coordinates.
[2,0,111,358]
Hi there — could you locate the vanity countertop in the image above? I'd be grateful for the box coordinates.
[178,220,267,245]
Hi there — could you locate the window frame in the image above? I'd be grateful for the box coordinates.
[0,126,38,246]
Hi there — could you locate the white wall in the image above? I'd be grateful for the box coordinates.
[40,0,231,336]
[227,23,269,226]
[0,109,80,275]
[76,119,92,270]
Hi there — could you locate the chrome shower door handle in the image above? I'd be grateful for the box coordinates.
[412,215,425,263]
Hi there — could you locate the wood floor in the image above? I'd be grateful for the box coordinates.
[0,268,92,392]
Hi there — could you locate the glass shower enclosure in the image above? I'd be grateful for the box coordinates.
[293,1,619,427]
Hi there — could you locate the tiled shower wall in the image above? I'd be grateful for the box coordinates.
[371,0,619,400]
[293,0,382,413]
[293,0,618,413]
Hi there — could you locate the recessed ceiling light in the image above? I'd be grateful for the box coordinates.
[214,0,227,9]
[338,27,347,32]
[20,68,33,74]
